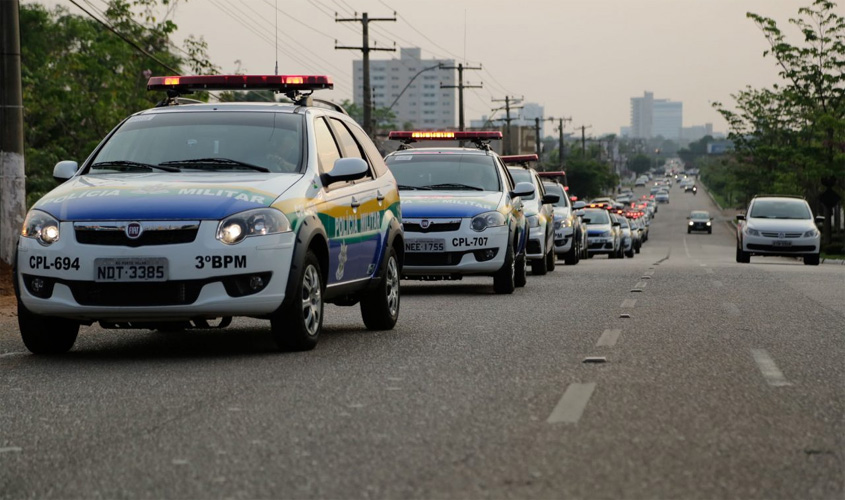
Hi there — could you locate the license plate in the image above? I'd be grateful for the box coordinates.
[94,257,168,282]
[555,230,565,238]
[405,239,445,253]
[773,240,792,247]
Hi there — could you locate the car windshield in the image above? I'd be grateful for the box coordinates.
[690,211,710,220]
[542,182,569,208]
[507,168,536,200]
[582,209,610,225]
[89,111,304,174]
[386,153,501,191]
[749,199,811,219]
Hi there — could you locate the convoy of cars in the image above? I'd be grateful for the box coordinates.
[13,73,827,355]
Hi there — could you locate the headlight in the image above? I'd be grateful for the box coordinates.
[216,208,291,245]
[599,230,611,237]
[689,221,694,226]
[706,221,711,226]
[21,210,61,246]
[526,215,540,228]
[470,211,506,232]
[553,220,562,230]
[803,228,819,238]
[745,227,760,237]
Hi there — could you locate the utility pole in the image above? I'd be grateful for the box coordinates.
[578,124,592,158]
[554,117,572,168]
[533,116,557,163]
[335,12,396,137]
[439,63,482,132]
[492,96,523,155]
[0,0,27,266]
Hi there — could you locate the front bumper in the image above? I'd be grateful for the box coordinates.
[587,236,615,254]
[741,233,819,255]
[402,220,510,276]
[17,221,295,321]
[554,225,574,254]
[526,222,548,260]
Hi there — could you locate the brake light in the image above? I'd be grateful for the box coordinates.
[569,196,578,201]
[147,74,333,92]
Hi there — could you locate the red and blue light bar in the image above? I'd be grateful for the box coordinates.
[147,74,334,92]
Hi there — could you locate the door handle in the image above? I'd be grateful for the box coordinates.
[376,190,385,206]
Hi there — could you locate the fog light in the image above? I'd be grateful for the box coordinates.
[473,248,498,262]
[249,275,264,290]
[31,278,45,294]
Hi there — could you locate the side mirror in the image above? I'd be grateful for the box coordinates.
[542,193,560,205]
[53,161,78,182]
[815,215,825,224]
[510,181,535,199]
[736,214,746,221]
[612,221,621,227]
[574,210,585,217]
[324,158,369,184]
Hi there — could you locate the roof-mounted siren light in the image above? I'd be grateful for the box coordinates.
[500,154,539,166]
[147,75,334,106]
[387,130,502,151]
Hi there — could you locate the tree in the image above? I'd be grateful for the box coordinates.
[339,99,397,132]
[714,0,845,238]
[20,1,216,206]
[627,154,652,175]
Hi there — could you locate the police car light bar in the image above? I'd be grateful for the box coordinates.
[388,131,503,141]
[500,154,538,164]
[147,74,334,93]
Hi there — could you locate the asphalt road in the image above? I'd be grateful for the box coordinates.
[1,183,843,499]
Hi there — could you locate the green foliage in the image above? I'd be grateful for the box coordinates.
[339,99,398,131]
[564,158,619,199]
[713,0,845,209]
[627,154,652,175]
[20,1,217,207]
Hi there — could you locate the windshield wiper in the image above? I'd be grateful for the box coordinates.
[425,183,484,191]
[397,184,432,190]
[90,160,181,173]
[160,158,270,173]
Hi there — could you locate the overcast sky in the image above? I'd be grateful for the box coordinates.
[35,0,811,136]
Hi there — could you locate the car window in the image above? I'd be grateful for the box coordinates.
[91,111,304,174]
[386,153,501,191]
[348,122,389,177]
[749,199,811,219]
[314,117,342,175]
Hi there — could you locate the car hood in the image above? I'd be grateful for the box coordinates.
[399,191,504,218]
[33,172,301,221]
[747,218,814,231]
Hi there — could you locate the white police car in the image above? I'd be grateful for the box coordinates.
[16,75,404,354]
[384,131,532,293]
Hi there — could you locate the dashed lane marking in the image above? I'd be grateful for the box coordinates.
[751,349,792,387]
[722,303,740,316]
[621,299,637,308]
[712,280,723,287]
[596,329,622,347]
[547,383,597,424]
[706,268,714,274]
[634,281,647,289]
[0,447,22,454]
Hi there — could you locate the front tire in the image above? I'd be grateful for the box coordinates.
[493,243,516,294]
[803,253,820,266]
[360,247,400,330]
[545,244,556,272]
[515,253,527,288]
[18,300,79,355]
[625,249,634,258]
[530,248,549,275]
[736,245,750,264]
[564,240,579,265]
[271,251,323,351]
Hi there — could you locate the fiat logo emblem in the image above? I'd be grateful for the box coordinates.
[126,222,143,239]
[420,220,431,229]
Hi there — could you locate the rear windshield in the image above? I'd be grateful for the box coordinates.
[90,111,305,174]
[749,199,811,219]
[386,154,501,192]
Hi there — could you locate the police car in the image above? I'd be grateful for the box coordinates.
[384,131,532,293]
[541,181,581,265]
[16,75,404,354]
[502,155,559,275]
[579,204,622,259]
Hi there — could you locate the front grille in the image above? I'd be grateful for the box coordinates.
[404,220,462,233]
[760,232,802,238]
[67,280,204,306]
[748,244,815,252]
[405,251,470,266]
[74,221,200,247]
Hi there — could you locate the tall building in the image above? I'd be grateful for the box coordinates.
[353,48,456,130]
[629,91,682,140]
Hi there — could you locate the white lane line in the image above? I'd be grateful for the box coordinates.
[706,268,714,274]
[683,237,691,258]
[596,329,622,347]
[634,281,647,289]
[644,270,654,276]
[547,383,596,424]
[0,447,22,454]
[722,303,740,316]
[751,349,792,387]
[700,263,707,267]
[712,280,723,287]
[621,299,637,308]
[0,352,26,359]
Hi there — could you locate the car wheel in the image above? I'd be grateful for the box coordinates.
[564,240,579,265]
[625,249,634,258]
[707,229,712,234]
[735,245,750,264]
[18,299,79,355]
[546,245,556,272]
[493,243,516,294]
[530,247,548,275]
[515,252,527,288]
[803,253,820,266]
[271,251,323,351]
[360,247,400,330]
[687,228,691,234]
